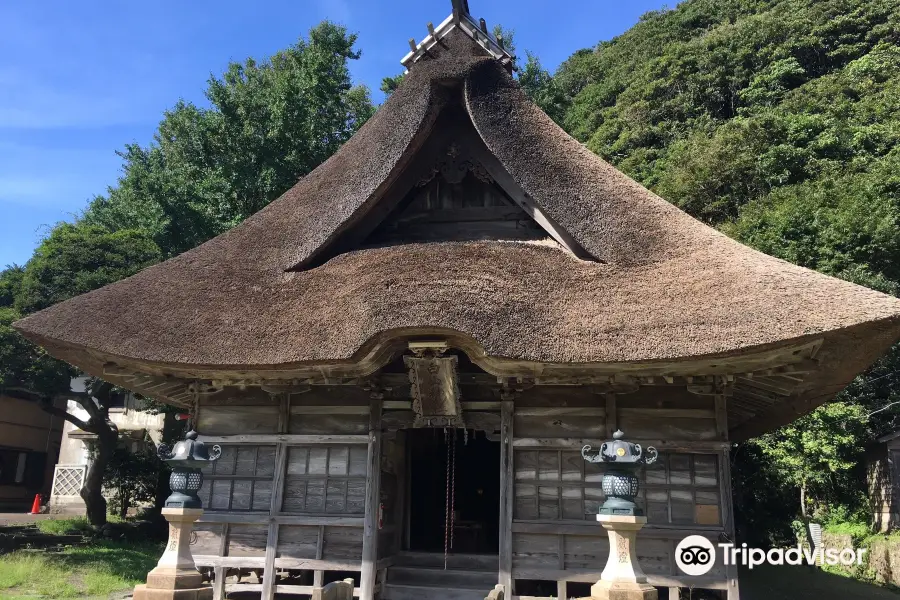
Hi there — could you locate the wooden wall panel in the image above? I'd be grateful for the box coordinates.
[289,414,369,435]
[198,406,279,435]
[617,413,718,441]
[191,523,224,556]
[322,526,364,561]
[228,524,268,556]
[514,415,606,439]
[562,533,607,570]
[277,525,320,559]
[281,445,367,514]
[512,533,559,570]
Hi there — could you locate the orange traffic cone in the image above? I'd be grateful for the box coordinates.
[29,494,41,515]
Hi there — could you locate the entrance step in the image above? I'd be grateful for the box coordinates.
[387,566,497,588]
[392,551,498,571]
[382,583,490,600]
[383,554,499,600]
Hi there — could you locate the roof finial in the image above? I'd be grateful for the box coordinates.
[451,0,470,24]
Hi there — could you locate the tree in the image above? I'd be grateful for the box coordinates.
[15,224,162,314]
[103,439,163,519]
[519,52,565,124]
[6,224,163,526]
[0,266,24,308]
[82,21,375,257]
[753,402,869,520]
[380,73,405,97]
[540,0,900,535]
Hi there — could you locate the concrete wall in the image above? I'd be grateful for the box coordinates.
[0,395,65,510]
[51,380,165,513]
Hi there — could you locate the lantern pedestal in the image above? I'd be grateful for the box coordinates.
[133,508,212,600]
[581,515,657,600]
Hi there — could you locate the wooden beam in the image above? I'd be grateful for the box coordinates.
[512,438,729,451]
[714,394,728,440]
[720,447,740,600]
[213,567,226,600]
[499,400,514,596]
[360,396,383,600]
[197,556,362,570]
[199,513,364,526]
[510,569,727,589]
[261,521,279,600]
[262,441,288,600]
[199,434,368,444]
[605,393,617,437]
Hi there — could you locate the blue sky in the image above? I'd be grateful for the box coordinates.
[0,0,670,268]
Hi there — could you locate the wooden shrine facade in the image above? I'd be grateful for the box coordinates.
[148,336,828,600]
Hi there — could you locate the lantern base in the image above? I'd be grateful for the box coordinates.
[582,580,658,600]
[133,508,211,600]
[133,583,213,600]
[578,515,657,600]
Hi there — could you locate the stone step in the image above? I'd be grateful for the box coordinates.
[387,566,497,588]
[392,552,498,571]
[382,583,490,600]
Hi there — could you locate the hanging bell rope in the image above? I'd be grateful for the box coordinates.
[444,428,451,570]
[450,428,457,552]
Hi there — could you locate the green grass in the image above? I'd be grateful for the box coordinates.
[33,518,91,537]
[34,515,126,537]
[0,540,162,599]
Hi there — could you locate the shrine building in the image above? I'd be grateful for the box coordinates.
[14,2,900,599]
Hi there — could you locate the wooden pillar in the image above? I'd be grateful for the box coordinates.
[499,399,514,596]
[721,444,740,600]
[262,441,288,600]
[212,567,226,600]
[360,396,383,600]
[668,587,679,600]
[605,393,618,437]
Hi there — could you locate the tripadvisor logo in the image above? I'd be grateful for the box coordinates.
[675,535,868,576]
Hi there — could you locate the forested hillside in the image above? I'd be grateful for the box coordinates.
[524,0,900,541]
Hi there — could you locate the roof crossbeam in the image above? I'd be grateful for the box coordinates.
[401,0,515,70]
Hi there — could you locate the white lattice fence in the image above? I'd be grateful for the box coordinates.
[51,465,86,497]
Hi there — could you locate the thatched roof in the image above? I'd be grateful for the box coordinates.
[14,29,900,436]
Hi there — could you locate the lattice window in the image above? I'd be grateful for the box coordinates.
[513,451,721,526]
[198,445,276,512]
[51,465,85,497]
[281,445,368,515]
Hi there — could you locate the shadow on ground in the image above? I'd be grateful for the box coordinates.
[740,564,900,599]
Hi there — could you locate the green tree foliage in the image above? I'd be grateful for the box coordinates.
[0,307,73,398]
[524,0,900,534]
[3,20,374,525]
[4,226,163,526]
[0,266,24,308]
[381,73,405,97]
[82,21,374,257]
[15,225,162,314]
[103,441,162,520]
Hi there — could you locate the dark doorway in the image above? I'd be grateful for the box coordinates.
[407,428,500,554]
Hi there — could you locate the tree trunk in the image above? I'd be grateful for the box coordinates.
[81,431,116,527]
[800,480,807,519]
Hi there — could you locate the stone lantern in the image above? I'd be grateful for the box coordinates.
[580,431,659,600]
[134,431,220,600]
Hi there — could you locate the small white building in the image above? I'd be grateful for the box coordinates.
[50,377,165,514]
